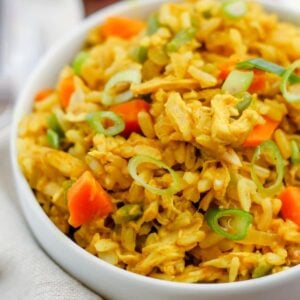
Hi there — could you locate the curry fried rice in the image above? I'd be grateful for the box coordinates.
[18,0,300,283]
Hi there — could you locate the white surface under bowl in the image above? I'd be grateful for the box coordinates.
[10,1,300,299]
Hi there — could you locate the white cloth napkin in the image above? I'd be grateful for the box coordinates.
[0,130,102,299]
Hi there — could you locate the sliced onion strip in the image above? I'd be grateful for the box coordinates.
[128,155,181,196]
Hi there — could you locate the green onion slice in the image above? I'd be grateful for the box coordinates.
[222,70,254,95]
[205,208,253,241]
[47,113,64,137]
[102,69,142,106]
[72,51,89,76]
[47,129,60,149]
[291,140,300,165]
[86,111,125,136]
[221,0,247,19]
[280,59,300,103]
[131,46,148,63]
[235,92,252,114]
[113,204,143,224]
[251,140,285,196]
[147,14,160,35]
[236,58,300,84]
[128,155,181,196]
[166,27,197,53]
[252,260,272,279]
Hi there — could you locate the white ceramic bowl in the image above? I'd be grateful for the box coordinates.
[10,1,300,299]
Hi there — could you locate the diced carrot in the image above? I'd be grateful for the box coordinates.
[110,99,150,137]
[248,70,267,93]
[58,76,75,109]
[242,116,279,147]
[34,88,54,102]
[279,186,300,227]
[218,59,239,81]
[67,171,113,228]
[101,16,145,39]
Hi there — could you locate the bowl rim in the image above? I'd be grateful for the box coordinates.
[10,0,300,293]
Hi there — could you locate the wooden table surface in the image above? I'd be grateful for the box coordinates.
[83,0,120,16]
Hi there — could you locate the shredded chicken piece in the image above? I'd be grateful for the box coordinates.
[221,149,242,167]
[44,150,86,177]
[237,177,258,211]
[187,66,218,88]
[165,92,192,141]
[211,94,262,146]
[195,135,227,155]
[131,77,200,95]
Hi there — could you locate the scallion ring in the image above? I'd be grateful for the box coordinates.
[147,13,160,35]
[205,208,253,241]
[72,51,89,76]
[47,113,64,137]
[86,111,125,136]
[221,0,247,19]
[102,69,142,106]
[131,46,148,64]
[252,260,272,279]
[251,140,285,196]
[291,140,300,165]
[128,155,181,196]
[47,129,60,149]
[280,60,300,103]
[222,70,254,95]
[235,92,252,114]
[166,27,197,53]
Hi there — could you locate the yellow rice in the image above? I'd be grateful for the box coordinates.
[17,0,300,283]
